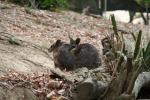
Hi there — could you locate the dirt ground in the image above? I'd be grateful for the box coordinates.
[0,1,149,75]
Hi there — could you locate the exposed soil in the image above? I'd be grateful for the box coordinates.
[0,1,149,74]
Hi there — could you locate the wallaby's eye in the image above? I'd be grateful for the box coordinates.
[48,44,56,52]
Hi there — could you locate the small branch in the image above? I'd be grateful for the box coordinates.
[50,68,81,83]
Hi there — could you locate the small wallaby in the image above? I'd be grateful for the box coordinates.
[101,36,115,61]
[101,36,112,55]
[48,40,76,70]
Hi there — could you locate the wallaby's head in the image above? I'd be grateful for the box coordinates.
[69,37,81,51]
[48,40,62,52]
[69,35,80,46]
[101,37,112,49]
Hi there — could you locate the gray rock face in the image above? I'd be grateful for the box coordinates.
[69,78,108,100]
[0,32,54,75]
[0,84,37,100]
[132,72,150,99]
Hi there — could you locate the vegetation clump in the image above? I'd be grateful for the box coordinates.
[6,0,69,11]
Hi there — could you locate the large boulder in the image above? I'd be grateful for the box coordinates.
[0,83,37,100]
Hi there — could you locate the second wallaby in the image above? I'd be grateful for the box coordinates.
[69,38,101,69]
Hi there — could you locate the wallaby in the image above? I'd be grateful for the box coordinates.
[48,40,76,70]
[69,38,101,68]
[101,36,115,61]
[101,36,112,55]
[48,38,101,70]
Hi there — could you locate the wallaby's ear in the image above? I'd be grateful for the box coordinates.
[69,34,74,44]
[75,38,80,45]
[48,40,62,52]
[55,40,61,46]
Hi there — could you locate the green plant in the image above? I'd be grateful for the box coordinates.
[6,0,69,10]
[38,0,68,10]
[142,41,150,71]
[109,15,150,74]
[133,30,142,59]
[132,30,150,71]
[102,15,150,100]
[135,0,150,7]
[6,0,29,6]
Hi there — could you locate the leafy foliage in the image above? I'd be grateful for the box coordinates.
[135,0,150,7]
[111,15,118,37]
[133,30,142,59]
[100,15,150,100]
[109,15,150,73]
[37,0,69,10]
[6,0,69,10]
[142,41,150,71]
[6,0,29,5]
